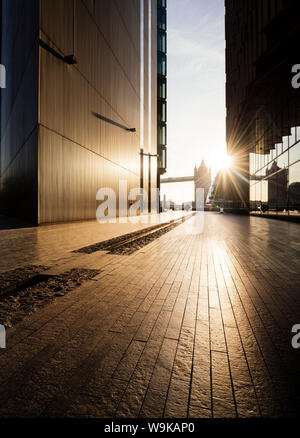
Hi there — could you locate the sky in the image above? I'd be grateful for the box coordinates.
[161,0,226,203]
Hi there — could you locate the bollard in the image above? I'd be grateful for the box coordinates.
[0,325,6,349]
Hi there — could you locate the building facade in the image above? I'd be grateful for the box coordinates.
[157,0,167,191]
[0,0,158,224]
[225,0,300,215]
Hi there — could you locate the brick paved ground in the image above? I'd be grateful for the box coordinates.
[0,212,300,418]
[0,212,186,274]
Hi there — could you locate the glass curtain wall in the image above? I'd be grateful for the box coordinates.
[157,0,167,175]
[250,126,300,216]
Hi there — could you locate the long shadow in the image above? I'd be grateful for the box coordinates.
[0,215,36,230]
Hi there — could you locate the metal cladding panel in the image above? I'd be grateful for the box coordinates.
[0,0,157,224]
[38,0,156,223]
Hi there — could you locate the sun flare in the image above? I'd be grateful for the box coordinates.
[211,153,233,175]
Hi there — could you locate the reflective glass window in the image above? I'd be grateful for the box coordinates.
[288,161,300,211]
[265,149,272,167]
[256,182,261,204]
[158,77,166,99]
[158,101,167,123]
[277,151,288,169]
[158,31,167,53]
[249,153,256,175]
[276,170,288,211]
[158,53,167,76]
[271,148,276,160]
[260,165,267,178]
[161,148,166,169]
[289,142,300,165]
[158,125,166,145]
[158,146,167,170]
[261,181,268,203]
[283,136,289,151]
[289,127,296,147]
[250,181,256,202]
[266,175,277,211]
[158,8,166,30]
[276,143,282,156]
[158,0,167,8]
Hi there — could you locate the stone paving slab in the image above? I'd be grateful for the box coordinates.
[0,213,300,418]
[0,212,188,274]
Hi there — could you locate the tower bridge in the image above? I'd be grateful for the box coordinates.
[160,176,194,184]
[160,161,212,204]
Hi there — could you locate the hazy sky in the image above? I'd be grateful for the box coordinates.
[161,0,226,203]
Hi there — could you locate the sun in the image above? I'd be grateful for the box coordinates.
[211,153,234,175]
[222,154,233,169]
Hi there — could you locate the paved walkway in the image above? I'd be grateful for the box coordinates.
[0,213,300,418]
[0,211,188,273]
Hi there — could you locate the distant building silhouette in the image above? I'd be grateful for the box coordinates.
[194,161,212,203]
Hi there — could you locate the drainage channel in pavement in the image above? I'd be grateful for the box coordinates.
[0,267,100,328]
[106,221,181,255]
[74,213,194,256]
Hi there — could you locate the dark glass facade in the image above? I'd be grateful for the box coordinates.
[250,127,300,215]
[157,8,166,31]
[157,30,166,53]
[225,0,300,216]
[157,101,166,123]
[157,0,166,8]
[157,53,166,76]
[158,77,166,100]
[157,0,167,178]
[158,145,167,170]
